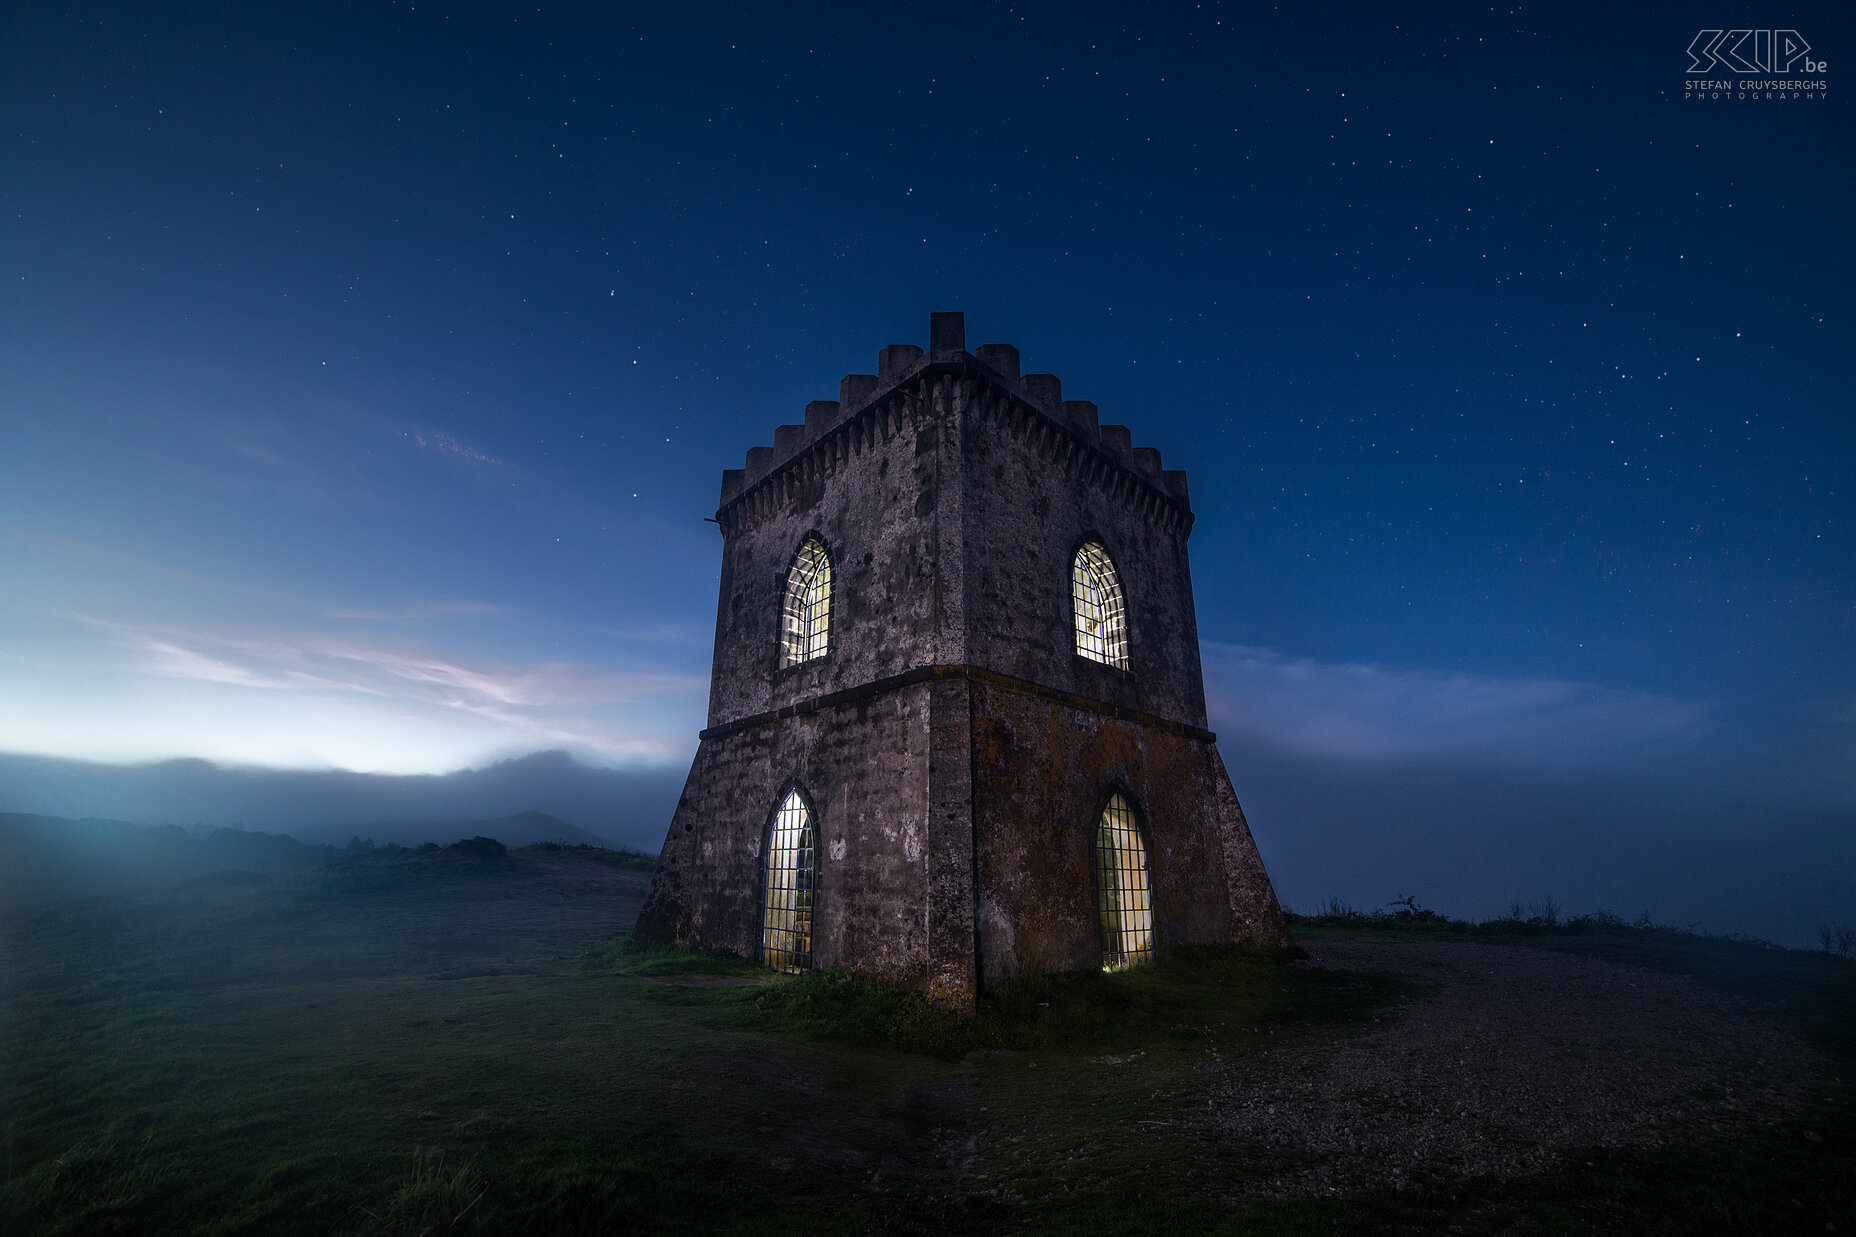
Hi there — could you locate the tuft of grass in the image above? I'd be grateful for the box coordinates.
[3,1125,174,1233]
[588,934,760,978]
[351,1147,485,1237]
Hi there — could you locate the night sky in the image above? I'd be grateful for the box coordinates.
[3,3,1850,941]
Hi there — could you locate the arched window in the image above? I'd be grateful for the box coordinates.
[779,536,833,667]
[1094,793,1153,970]
[1072,540,1129,669]
[761,789,815,973]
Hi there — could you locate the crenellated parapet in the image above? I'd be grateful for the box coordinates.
[715,378,933,535]
[717,312,1193,538]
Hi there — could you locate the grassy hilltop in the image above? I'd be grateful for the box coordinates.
[2,835,1851,1235]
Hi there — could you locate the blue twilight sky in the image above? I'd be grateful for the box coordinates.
[2,4,1851,933]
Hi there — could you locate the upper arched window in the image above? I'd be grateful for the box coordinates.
[779,536,833,667]
[1071,541,1129,669]
[762,789,815,973]
[1094,793,1154,970]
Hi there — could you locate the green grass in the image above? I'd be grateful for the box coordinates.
[748,943,1391,1060]
[1,851,1850,1234]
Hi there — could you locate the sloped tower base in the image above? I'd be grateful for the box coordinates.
[635,668,1287,1012]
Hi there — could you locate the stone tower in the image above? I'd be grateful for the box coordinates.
[635,312,1288,1011]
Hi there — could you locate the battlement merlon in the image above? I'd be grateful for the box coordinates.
[715,312,1195,523]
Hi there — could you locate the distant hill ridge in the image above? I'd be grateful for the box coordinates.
[0,810,649,909]
[302,810,611,850]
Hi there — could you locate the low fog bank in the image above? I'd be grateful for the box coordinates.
[0,813,328,906]
[7,740,1850,951]
[1224,734,1856,950]
[0,749,683,853]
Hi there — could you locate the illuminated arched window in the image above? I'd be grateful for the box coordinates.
[1094,793,1153,970]
[780,536,833,667]
[1072,541,1129,669]
[761,790,815,973]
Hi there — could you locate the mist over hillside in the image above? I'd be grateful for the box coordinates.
[0,812,330,906]
[291,809,615,850]
[0,749,682,852]
[5,742,1851,949]
[0,809,648,909]
[1224,733,1856,952]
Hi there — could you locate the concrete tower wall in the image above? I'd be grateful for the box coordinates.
[647,684,938,984]
[958,378,1207,729]
[636,314,1288,1010]
[703,387,948,728]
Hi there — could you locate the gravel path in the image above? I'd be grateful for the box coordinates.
[1211,938,1831,1196]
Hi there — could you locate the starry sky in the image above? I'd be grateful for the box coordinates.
[2,3,1850,938]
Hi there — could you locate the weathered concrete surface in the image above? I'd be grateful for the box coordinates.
[959,373,1207,730]
[968,682,1284,984]
[637,313,1290,1008]
[636,683,937,984]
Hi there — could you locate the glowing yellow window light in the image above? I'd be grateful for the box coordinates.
[1095,793,1153,970]
[779,537,833,667]
[761,790,814,973]
[1072,541,1129,669]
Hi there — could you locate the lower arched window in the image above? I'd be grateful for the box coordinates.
[1094,793,1153,970]
[761,789,815,973]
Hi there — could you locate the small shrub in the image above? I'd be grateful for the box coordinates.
[1384,895,1440,922]
[1298,896,1367,923]
[444,836,507,860]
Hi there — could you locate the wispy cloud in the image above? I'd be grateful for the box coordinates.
[407,428,503,464]
[1202,642,1706,768]
[129,624,697,709]
[36,608,705,768]
[139,639,293,689]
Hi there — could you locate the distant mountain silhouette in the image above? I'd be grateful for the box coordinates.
[294,810,613,850]
[0,749,682,852]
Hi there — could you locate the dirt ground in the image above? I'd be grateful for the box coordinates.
[1208,938,1836,1198]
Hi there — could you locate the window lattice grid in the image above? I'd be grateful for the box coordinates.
[780,538,833,667]
[1094,793,1154,970]
[761,790,815,974]
[1071,541,1129,669]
